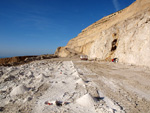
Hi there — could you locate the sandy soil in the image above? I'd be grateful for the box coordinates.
[74,60,150,113]
[0,58,150,113]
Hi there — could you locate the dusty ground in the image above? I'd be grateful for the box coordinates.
[73,60,150,113]
[0,58,150,113]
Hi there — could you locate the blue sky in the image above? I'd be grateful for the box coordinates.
[0,0,135,57]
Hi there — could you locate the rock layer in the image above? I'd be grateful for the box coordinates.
[56,0,150,67]
[0,54,57,66]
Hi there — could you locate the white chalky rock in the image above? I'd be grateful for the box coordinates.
[35,74,46,82]
[26,71,32,77]
[10,84,29,96]
[72,71,79,77]
[76,93,96,107]
[76,78,85,86]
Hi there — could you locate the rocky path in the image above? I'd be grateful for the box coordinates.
[0,59,150,113]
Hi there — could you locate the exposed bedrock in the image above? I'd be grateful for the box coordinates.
[56,0,150,67]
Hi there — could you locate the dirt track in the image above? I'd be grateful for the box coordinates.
[73,60,150,113]
[0,58,150,113]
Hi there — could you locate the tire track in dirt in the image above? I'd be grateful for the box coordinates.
[73,61,150,113]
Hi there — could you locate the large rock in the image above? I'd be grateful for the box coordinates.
[55,47,81,58]
[10,84,29,96]
[56,0,150,67]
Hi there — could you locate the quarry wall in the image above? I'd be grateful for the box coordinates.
[55,0,150,67]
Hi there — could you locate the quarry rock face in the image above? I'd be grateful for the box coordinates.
[56,0,150,67]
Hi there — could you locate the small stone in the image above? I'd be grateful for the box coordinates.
[27,97,32,101]
[0,107,4,112]
[62,81,66,84]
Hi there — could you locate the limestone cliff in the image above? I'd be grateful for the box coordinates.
[55,0,150,67]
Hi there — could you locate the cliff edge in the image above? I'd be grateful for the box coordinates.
[55,0,150,67]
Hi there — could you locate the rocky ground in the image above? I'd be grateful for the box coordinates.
[74,60,150,113]
[0,58,150,113]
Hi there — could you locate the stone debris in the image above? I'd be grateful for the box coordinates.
[76,93,96,108]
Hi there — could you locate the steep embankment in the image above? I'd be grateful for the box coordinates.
[55,0,150,67]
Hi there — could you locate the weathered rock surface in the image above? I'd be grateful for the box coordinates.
[55,47,81,58]
[0,54,57,66]
[56,0,150,67]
